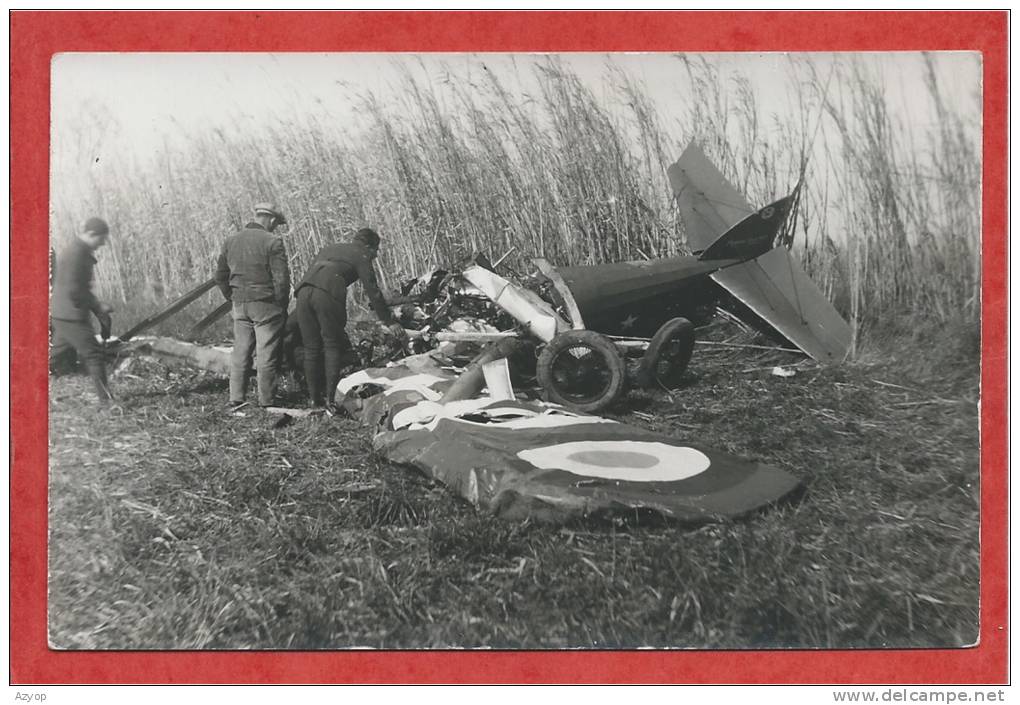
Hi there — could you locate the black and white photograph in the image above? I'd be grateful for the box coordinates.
[47,49,981,650]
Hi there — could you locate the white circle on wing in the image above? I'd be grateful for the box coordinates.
[517,440,711,482]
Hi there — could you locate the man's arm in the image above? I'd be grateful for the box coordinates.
[68,249,106,316]
[355,257,394,324]
[214,241,232,300]
[269,237,291,310]
[65,249,112,336]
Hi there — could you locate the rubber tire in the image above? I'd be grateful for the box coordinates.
[636,317,696,390]
[537,330,627,413]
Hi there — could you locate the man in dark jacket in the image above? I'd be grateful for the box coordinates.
[295,227,406,408]
[50,217,116,402]
[215,202,291,408]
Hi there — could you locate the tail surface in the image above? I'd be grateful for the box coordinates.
[668,142,754,253]
[710,246,851,362]
[698,195,793,262]
[668,141,850,362]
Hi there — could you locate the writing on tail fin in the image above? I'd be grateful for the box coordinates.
[698,195,794,262]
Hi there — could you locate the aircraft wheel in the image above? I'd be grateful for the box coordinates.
[637,317,695,390]
[537,330,626,413]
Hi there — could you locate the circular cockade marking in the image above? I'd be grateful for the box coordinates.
[569,449,659,468]
[517,441,711,482]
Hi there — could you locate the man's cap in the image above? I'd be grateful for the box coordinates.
[83,217,109,235]
[354,227,381,249]
[254,202,287,225]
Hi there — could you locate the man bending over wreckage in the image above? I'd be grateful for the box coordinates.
[49,217,116,404]
[294,227,407,412]
[215,202,291,410]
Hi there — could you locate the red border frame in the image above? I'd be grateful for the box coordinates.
[10,11,1007,684]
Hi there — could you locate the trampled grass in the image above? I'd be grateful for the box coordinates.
[48,320,979,649]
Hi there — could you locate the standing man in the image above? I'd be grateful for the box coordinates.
[215,202,291,409]
[50,217,116,403]
[295,227,406,409]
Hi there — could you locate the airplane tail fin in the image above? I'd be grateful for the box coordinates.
[669,141,850,362]
[710,246,852,362]
[698,195,794,262]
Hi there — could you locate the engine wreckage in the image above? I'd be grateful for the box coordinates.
[111,143,851,523]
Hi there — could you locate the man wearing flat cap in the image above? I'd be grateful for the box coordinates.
[215,202,291,408]
[50,217,116,403]
[295,227,406,410]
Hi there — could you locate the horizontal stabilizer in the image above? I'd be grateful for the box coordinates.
[711,247,851,362]
[668,142,755,253]
[699,195,794,262]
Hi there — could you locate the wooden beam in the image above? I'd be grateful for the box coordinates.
[118,278,219,342]
[135,336,232,375]
[186,300,232,341]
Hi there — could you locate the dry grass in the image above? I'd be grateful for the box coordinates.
[48,318,979,649]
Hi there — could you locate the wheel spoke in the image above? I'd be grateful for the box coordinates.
[538,329,626,412]
[551,344,612,403]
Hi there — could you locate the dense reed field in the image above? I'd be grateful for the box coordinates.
[50,54,981,352]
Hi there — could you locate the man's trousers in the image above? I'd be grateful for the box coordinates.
[49,317,112,401]
[230,300,286,406]
[294,286,355,406]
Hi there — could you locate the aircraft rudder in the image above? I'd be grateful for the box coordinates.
[698,194,794,262]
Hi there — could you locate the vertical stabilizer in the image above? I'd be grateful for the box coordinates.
[698,195,794,262]
[668,142,755,253]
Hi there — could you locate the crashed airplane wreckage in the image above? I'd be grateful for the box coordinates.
[114,142,851,523]
[371,141,851,413]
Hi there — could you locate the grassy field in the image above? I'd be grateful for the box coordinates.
[48,316,979,649]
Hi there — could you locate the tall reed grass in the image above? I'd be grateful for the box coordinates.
[50,54,982,355]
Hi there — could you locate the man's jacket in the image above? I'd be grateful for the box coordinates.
[215,222,291,308]
[295,241,393,323]
[51,238,104,322]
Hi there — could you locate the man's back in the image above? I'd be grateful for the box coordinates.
[51,238,99,321]
[298,241,372,299]
[297,240,392,323]
[216,224,290,306]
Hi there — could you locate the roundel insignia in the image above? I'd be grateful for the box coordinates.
[517,440,711,482]
[760,206,775,220]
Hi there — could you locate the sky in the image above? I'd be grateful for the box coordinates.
[51,51,981,176]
